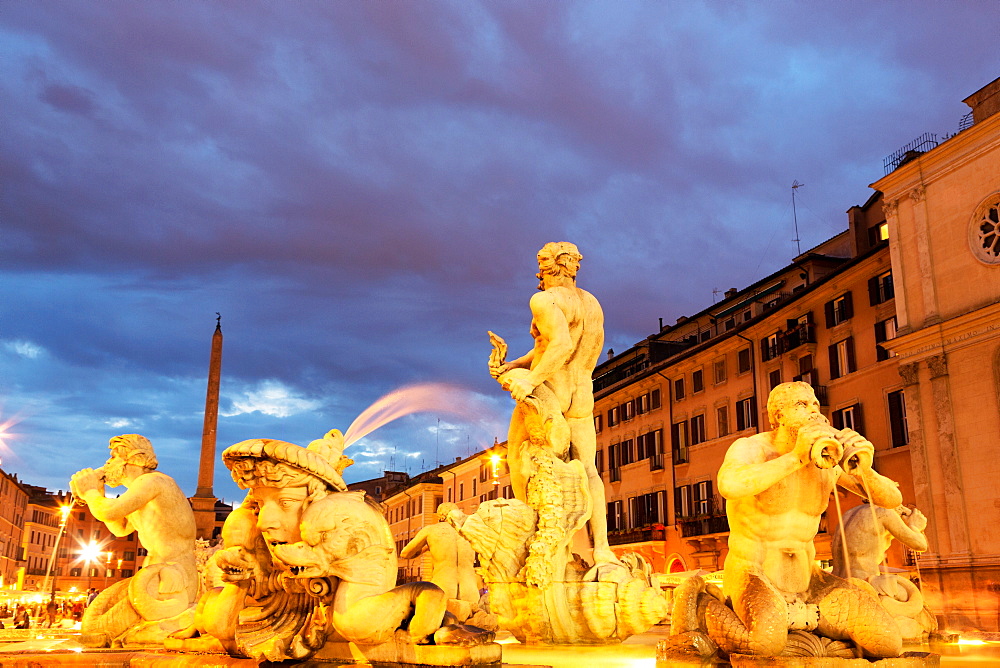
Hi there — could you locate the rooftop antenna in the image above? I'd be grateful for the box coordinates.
[791,180,805,255]
[712,288,722,303]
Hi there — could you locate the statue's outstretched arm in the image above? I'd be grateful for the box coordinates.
[399,528,430,560]
[718,438,805,500]
[83,475,158,525]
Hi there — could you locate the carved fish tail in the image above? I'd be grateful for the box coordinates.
[817,585,902,658]
[705,576,787,656]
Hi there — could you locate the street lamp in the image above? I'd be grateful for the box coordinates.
[79,541,103,591]
[43,501,75,602]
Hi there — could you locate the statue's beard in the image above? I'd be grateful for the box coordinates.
[104,458,127,487]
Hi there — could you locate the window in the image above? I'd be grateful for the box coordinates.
[825,292,854,327]
[595,449,604,474]
[868,270,894,305]
[724,317,735,331]
[619,439,634,465]
[137,548,148,557]
[717,405,730,438]
[694,480,714,516]
[447,487,453,502]
[639,430,664,470]
[674,378,685,401]
[121,569,134,578]
[888,390,909,448]
[608,443,620,482]
[868,221,889,246]
[594,414,603,433]
[123,551,135,561]
[671,421,689,464]
[761,332,781,361]
[690,415,707,446]
[621,400,635,422]
[714,358,727,384]
[459,483,464,500]
[472,479,477,496]
[875,317,898,361]
[629,491,665,528]
[737,348,752,374]
[650,388,661,410]
[829,337,856,379]
[768,369,782,390]
[608,406,619,427]
[607,500,625,531]
[675,485,692,520]
[832,404,863,432]
[70,567,81,577]
[736,397,757,431]
[692,369,704,394]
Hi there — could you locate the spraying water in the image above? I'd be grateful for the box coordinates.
[342,382,504,449]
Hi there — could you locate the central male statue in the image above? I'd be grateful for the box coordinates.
[489,241,614,563]
[711,382,904,657]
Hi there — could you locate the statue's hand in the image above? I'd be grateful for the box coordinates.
[795,423,839,467]
[70,468,103,497]
[489,362,509,379]
[837,429,874,475]
[904,507,928,532]
[508,376,535,402]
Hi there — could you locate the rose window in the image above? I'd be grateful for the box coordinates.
[970,193,1000,265]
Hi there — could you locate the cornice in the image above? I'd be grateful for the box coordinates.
[885,300,1000,361]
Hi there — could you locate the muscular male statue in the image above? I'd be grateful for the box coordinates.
[712,382,904,657]
[489,242,614,563]
[70,434,198,646]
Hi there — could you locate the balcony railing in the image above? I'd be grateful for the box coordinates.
[607,526,667,546]
[883,133,939,175]
[609,467,621,483]
[649,452,664,471]
[679,515,730,538]
[672,446,689,465]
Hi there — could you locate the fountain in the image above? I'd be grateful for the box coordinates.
[659,381,938,665]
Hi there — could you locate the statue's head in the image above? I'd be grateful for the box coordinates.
[536,242,582,288]
[222,430,350,550]
[436,502,459,521]
[105,434,157,486]
[766,381,827,431]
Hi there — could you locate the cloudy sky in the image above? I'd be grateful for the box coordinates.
[1,1,995,504]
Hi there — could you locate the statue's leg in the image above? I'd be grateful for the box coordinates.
[816,581,902,658]
[334,582,446,645]
[507,406,527,499]
[568,417,615,563]
[706,573,788,656]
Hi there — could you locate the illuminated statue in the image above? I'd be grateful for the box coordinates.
[168,429,496,663]
[70,434,198,646]
[832,503,936,640]
[665,382,907,660]
[477,243,667,644]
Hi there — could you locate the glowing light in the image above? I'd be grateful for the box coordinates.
[79,541,103,563]
[957,638,987,646]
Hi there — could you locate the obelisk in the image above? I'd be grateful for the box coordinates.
[190,314,223,540]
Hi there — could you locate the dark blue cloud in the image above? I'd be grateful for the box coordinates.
[0,0,995,500]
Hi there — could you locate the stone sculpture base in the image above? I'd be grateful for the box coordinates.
[728,652,940,667]
[312,637,502,666]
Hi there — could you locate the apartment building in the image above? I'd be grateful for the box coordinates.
[0,471,28,590]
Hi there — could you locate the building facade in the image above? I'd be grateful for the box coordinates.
[873,76,1000,631]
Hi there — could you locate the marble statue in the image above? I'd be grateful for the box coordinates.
[488,241,615,566]
[472,242,668,644]
[69,434,199,647]
[167,429,497,664]
[664,382,908,661]
[400,503,496,629]
[832,503,936,640]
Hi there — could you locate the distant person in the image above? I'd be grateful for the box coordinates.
[13,605,29,629]
[87,588,99,606]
